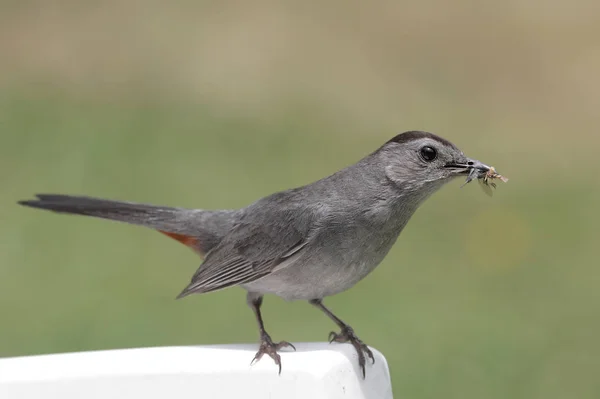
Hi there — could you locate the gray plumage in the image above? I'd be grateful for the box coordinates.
[18,130,493,377]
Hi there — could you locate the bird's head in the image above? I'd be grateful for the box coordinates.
[376,131,492,196]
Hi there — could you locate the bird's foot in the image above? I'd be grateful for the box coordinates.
[251,333,296,375]
[328,325,375,378]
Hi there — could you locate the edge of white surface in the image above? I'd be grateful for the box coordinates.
[0,343,393,399]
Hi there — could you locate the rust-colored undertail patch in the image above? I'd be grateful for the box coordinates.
[158,231,205,258]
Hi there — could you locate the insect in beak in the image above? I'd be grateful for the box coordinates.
[461,164,509,196]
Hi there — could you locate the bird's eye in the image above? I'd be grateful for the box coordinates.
[420,146,437,162]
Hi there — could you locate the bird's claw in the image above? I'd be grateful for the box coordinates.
[250,334,296,375]
[328,326,374,378]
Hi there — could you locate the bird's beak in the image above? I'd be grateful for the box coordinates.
[444,158,491,175]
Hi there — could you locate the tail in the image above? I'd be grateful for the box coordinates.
[18,194,235,256]
[18,194,190,230]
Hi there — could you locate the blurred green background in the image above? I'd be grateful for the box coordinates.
[1,1,599,398]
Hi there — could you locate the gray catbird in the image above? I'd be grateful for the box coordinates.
[18,130,494,377]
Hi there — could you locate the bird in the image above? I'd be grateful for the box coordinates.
[18,130,493,378]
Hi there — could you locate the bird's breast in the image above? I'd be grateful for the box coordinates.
[243,211,407,301]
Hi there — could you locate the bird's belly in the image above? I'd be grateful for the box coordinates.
[242,238,396,301]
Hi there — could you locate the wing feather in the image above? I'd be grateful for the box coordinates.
[176,211,313,298]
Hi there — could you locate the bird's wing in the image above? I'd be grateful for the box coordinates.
[176,208,315,297]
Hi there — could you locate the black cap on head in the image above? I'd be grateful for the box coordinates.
[386,131,457,150]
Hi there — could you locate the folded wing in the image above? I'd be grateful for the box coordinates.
[176,211,314,297]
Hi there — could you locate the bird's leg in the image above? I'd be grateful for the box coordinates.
[247,292,296,374]
[309,298,374,378]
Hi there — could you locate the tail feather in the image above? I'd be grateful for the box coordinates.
[18,194,237,255]
[18,194,184,230]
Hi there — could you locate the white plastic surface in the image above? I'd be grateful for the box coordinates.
[0,343,393,399]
